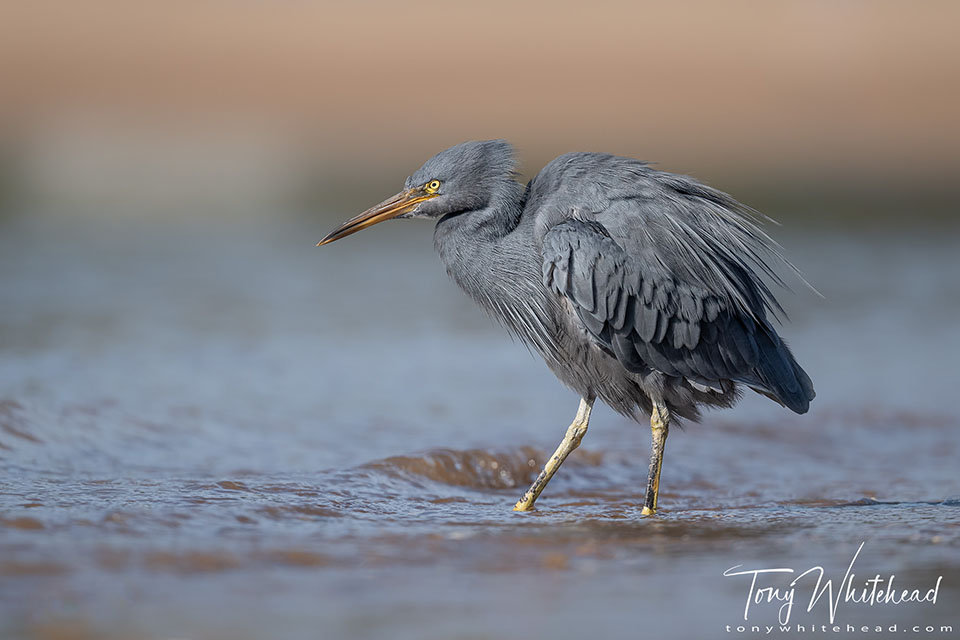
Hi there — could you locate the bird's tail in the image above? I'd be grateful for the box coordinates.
[752,328,815,414]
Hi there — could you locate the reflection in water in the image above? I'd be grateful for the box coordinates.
[1,218,958,639]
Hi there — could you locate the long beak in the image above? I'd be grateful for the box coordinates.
[317,188,438,246]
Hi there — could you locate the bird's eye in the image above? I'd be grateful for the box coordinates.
[425,180,441,193]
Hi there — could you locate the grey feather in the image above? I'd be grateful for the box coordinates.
[414,141,815,421]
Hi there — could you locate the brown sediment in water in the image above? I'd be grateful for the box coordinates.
[263,549,331,567]
[0,516,45,530]
[255,504,341,519]
[142,550,243,574]
[362,446,548,489]
[23,620,134,640]
[361,446,605,490]
[98,547,334,574]
[214,480,250,491]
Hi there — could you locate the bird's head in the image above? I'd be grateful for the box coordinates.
[317,140,517,245]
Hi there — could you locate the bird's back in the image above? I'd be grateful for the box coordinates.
[523,152,815,420]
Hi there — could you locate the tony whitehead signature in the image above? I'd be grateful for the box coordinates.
[723,542,943,625]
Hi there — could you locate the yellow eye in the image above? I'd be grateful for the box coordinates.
[425,180,441,193]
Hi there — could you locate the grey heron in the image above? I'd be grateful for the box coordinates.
[318,140,815,515]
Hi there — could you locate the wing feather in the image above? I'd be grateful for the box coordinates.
[538,163,815,414]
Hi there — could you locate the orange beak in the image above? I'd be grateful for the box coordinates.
[317,187,439,246]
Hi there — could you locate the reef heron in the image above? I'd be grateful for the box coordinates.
[318,140,814,514]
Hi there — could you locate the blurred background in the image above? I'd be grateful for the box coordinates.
[2,2,959,640]
[1,0,958,222]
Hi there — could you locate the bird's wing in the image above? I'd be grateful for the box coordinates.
[538,167,814,413]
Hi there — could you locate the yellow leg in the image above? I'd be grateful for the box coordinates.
[513,396,594,511]
[641,402,670,516]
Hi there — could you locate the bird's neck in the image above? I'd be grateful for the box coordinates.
[433,182,526,290]
[433,183,559,355]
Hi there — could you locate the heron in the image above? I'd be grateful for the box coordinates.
[318,140,814,515]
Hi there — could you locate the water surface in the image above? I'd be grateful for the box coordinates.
[1,216,958,639]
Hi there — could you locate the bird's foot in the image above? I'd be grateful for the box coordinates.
[641,505,657,516]
[513,493,537,512]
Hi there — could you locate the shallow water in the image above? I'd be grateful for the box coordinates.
[1,216,958,639]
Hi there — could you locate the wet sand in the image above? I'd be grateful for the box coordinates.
[1,217,958,639]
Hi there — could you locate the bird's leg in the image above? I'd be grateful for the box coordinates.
[513,396,595,512]
[641,402,670,516]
